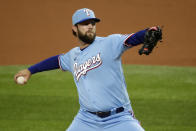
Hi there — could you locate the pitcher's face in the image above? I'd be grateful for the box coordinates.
[75,20,96,44]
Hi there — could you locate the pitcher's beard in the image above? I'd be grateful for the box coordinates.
[78,30,96,44]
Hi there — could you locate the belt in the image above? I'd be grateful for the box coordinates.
[88,107,124,118]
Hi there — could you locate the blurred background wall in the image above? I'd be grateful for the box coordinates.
[0,0,195,66]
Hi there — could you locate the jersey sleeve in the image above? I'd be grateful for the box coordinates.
[58,52,71,71]
[109,34,134,59]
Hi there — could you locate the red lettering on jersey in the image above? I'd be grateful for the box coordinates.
[74,53,102,81]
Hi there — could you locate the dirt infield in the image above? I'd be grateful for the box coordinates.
[0,0,196,66]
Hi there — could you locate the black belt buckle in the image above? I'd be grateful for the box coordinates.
[96,111,111,118]
[89,107,124,118]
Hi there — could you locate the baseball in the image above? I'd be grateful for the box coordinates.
[17,76,25,85]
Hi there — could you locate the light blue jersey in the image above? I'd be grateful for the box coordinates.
[59,34,134,112]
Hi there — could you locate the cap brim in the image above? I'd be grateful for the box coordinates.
[75,18,100,25]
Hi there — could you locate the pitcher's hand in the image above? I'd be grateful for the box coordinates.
[14,69,31,85]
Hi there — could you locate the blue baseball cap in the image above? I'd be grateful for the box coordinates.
[72,8,100,25]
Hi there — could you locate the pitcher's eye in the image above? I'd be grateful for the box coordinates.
[81,21,96,26]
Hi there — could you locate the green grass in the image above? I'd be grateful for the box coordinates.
[0,65,196,131]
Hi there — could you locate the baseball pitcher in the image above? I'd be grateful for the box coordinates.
[14,8,162,131]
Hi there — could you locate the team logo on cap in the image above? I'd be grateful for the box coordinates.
[74,53,102,81]
[84,9,90,16]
